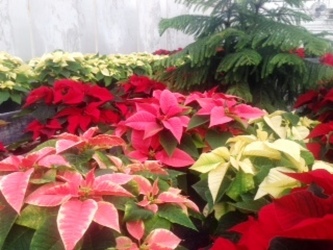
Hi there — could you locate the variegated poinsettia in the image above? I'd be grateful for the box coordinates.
[0,126,200,250]
[189,121,315,220]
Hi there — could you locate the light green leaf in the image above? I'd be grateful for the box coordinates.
[270,139,302,162]
[208,162,229,203]
[226,171,255,201]
[254,167,300,200]
[263,115,286,139]
[190,147,230,173]
[243,141,281,160]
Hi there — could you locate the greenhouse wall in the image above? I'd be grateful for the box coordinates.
[0,0,333,61]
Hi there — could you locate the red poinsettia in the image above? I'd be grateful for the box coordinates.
[211,169,333,249]
[320,52,333,66]
[24,79,119,139]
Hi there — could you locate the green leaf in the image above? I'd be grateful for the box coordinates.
[144,215,171,237]
[179,134,199,159]
[160,130,178,156]
[123,202,154,222]
[282,112,300,126]
[0,91,10,104]
[231,198,270,213]
[190,147,230,173]
[32,105,57,123]
[29,216,63,250]
[64,150,94,174]
[10,93,22,104]
[301,150,315,166]
[2,224,34,250]
[16,205,57,230]
[158,205,197,231]
[0,194,18,249]
[187,115,209,130]
[30,139,57,152]
[206,130,232,149]
[226,171,255,201]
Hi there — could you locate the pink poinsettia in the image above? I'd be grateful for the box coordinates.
[116,228,181,250]
[26,169,134,250]
[133,176,199,214]
[124,89,190,143]
[55,127,125,154]
[0,147,68,213]
[127,130,194,167]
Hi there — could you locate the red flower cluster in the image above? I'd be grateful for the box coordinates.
[294,88,333,162]
[153,48,182,55]
[320,52,333,66]
[290,48,305,58]
[24,79,119,139]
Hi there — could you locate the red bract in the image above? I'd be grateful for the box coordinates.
[53,79,86,105]
[290,48,305,58]
[26,119,62,140]
[26,169,134,250]
[320,53,333,66]
[121,75,166,97]
[23,86,54,107]
[212,169,333,249]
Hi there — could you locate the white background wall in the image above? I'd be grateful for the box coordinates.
[0,0,194,61]
[1,0,333,61]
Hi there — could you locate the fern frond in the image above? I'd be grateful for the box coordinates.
[250,18,331,54]
[216,49,262,72]
[265,53,306,76]
[159,15,221,37]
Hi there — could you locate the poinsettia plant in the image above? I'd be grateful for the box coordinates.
[0,127,201,250]
[294,87,333,163]
[211,165,333,249]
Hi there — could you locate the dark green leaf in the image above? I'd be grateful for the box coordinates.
[2,224,34,250]
[160,130,178,156]
[144,215,171,237]
[158,204,197,231]
[124,202,154,222]
[226,171,255,201]
[187,115,209,130]
[231,198,270,213]
[0,194,18,249]
[0,91,10,104]
[29,215,63,250]
[206,130,232,149]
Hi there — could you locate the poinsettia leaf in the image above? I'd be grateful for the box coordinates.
[159,130,178,157]
[144,228,181,249]
[209,106,233,127]
[0,168,34,213]
[158,89,182,116]
[126,220,145,241]
[178,134,200,159]
[16,205,57,230]
[124,202,154,222]
[208,163,229,203]
[243,141,281,160]
[0,193,18,249]
[187,115,210,130]
[125,111,162,138]
[190,147,229,173]
[25,182,73,207]
[32,105,57,123]
[93,201,120,232]
[156,148,194,167]
[206,130,232,149]
[226,171,255,201]
[144,216,171,237]
[162,117,184,143]
[30,215,63,250]
[232,198,270,213]
[89,134,125,149]
[294,90,317,108]
[1,224,34,250]
[57,199,98,250]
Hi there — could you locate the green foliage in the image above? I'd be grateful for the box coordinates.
[157,0,333,109]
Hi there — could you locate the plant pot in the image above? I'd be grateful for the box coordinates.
[0,110,33,145]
